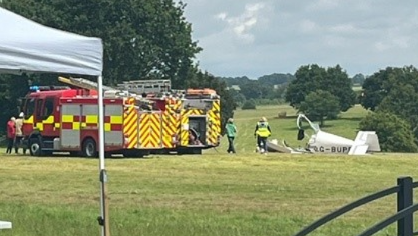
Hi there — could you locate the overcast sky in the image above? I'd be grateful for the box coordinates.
[177,0,418,79]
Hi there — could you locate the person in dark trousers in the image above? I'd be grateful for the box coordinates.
[255,135,261,153]
[254,117,271,154]
[14,112,24,154]
[6,117,16,154]
[225,118,237,154]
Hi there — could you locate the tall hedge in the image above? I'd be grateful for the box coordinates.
[359,112,418,152]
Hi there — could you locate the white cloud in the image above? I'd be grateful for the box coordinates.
[216,12,227,21]
[323,35,347,47]
[307,0,342,11]
[374,42,389,52]
[374,35,410,52]
[328,24,358,34]
[215,2,268,43]
[392,37,409,49]
[299,19,318,33]
[180,0,418,78]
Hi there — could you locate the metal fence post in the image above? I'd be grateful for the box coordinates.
[397,176,413,236]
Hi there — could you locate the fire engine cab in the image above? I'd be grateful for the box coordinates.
[20,78,221,157]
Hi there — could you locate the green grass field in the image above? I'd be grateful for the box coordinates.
[1,105,418,236]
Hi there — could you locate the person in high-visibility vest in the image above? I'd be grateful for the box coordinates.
[254,117,271,154]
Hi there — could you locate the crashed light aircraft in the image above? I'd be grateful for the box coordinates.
[267,114,381,155]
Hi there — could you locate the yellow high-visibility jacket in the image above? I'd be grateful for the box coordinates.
[254,121,271,138]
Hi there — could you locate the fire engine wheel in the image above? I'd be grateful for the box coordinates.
[29,138,43,156]
[82,138,97,158]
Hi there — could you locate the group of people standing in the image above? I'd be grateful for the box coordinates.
[225,116,272,155]
[6,112,24,154]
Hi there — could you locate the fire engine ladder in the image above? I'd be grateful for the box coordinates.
[58,76,116,91]
[116,79,171,95]
[58,76,156,110]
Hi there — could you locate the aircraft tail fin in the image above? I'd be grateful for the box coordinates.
[349,131,381,155]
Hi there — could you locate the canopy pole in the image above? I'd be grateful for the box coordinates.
[97,75,110,236]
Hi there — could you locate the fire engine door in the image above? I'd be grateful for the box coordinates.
[33,99,44,131]
[33,97,55,132]
[138,111,163,148]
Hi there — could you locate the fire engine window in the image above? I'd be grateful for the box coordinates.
[24,98,35,119]
[35,99,44,119]
[42,98,54,119]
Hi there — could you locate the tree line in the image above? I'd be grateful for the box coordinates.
[1,1,416,152]
[221,64,418,152]
[0,0,235,133]
[219,71,366,109]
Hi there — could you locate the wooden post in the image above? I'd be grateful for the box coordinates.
[397,176,413,236]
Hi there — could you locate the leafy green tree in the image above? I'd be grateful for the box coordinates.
[239,81,270,100]
[227,89,246,107]
[1,0,201,88]
[241,99,257,110]
[360,66,418,111]
[359,66,418,145]
[258,73,295,86]
[352,73,365,85]
[265,84,286,101]
[376,84,418,143]
[299,90,340,126]
[0,75,30,135]
[219,76,251,87]
[185,71,236,133]
[0,0,226,134]
[285,64,356,112]
[359,112,418,152]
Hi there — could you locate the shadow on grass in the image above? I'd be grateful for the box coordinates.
[31,153,147,160]
[272,115,298,120]
[30,152,202,160]
[339,117,363,122]
[282,123,336,130]
[274,115,363,122]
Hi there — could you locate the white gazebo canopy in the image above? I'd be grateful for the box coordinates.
[0,6,103,75]
[0,6,108,235]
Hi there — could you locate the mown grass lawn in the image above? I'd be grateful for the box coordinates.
[0,105,417,236]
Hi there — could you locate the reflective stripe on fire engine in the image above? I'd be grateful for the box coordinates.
[43,115,54,124]
[61,114,80,130]
[62,115,73,123]
[104,105,123,146]
[85,115,97,124]
[104,116,122,132]
[138,112,162,148]
[60,104,81,148]
[35,115,55,131]
[162,98,181,148]
[207,100,221,145]
[81,105,98,129]
[24,115,34,124]
[123,99,138,149]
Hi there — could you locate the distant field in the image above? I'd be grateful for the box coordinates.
[1,105,417,236]
[352,85,363,91]
[222,104,369,152]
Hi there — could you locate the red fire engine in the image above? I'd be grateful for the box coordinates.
[20,78,221,157]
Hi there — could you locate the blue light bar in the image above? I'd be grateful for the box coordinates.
[29,86,39,91]
[29,85,70,92]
